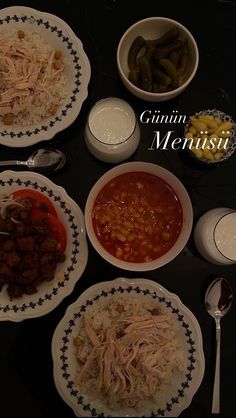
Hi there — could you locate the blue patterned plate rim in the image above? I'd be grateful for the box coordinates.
[52,277,205,417]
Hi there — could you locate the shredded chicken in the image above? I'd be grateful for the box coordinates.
[76,300,185,410]
[0,30,64,120]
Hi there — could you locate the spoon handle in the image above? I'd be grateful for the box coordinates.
[212,319,221,414]
[0,160,26,167]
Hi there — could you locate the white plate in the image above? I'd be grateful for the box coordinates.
[0,6,91,147]
[0,170,88,321]
[52,277,205,417]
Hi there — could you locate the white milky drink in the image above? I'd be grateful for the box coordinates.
[194,208,236,265]
[85,97,140,163]
[214,212,236,261]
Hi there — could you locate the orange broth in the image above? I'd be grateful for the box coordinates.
[92,172,183,263]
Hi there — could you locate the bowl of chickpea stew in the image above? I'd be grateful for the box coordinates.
[85,162,193,271]
[184,109,236,164]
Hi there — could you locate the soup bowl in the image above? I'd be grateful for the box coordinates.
[85,162,193,271]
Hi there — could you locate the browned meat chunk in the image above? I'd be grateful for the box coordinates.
[2,240,16,252]
[24,284,37,295]
[41,262,56,281]
[22,253,40,270]
[4,251,21,267]
[7,284,23,300]
[16,269,39,284]
[0,194,66,299]
[40,238,58,253]
[17,236,35,252]
[40,254,54,265]
[0,265,11,283]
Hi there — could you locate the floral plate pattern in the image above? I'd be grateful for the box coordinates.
[0,6,91,147]
[52,277,205,417]
[0,170,88,321]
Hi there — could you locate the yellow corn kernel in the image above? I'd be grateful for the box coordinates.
[214,152,223,161]
[190,117,207,132]
[208,128,217,134]
[192,147,203,158]
[215,117,223,125]
[218,138,229,150]
[209,134,219,142]
[186,132,194,140]
[188,126,197,135]
[219,130,231,139]
[198,116,218,129]
[203,139,213,150]
[214,121,233,135]
[203,149,214,161]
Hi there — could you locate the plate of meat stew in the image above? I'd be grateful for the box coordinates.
[0,170,88,321]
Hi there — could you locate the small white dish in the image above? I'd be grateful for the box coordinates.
[0,6,91,147]
[0,170,88,321]
[52,277,205,417]
[184,109,236,165]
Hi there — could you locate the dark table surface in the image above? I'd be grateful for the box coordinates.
[0,0,236,417]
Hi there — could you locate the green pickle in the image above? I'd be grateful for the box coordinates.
[159,58,179,89]
[128,67,140,87]
[146,28,179,47]
[127,28,189,93]
[169,51,180,68]
[153,40,183,61]
[153,83,169,93]
[152,67,171,86]
[128,36,145,69]
[139,56,152,91]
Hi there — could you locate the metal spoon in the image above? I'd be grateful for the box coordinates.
[0,148,66,174]
[205,277,233,414]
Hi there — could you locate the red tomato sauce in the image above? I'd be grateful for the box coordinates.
[92,172,183,263]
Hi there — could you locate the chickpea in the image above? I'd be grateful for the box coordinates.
[3,116,13,125]
[17,30,25,39]
[54,49,62,59]
[74,336,82,347]
[115,304,125,313]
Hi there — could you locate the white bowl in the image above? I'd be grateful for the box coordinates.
[0,170,88,321]
[117,17,199,102]
[0,6,91,147]
[85,162,193,271]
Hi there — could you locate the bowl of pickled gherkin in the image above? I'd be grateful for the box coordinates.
[117,17,199,102]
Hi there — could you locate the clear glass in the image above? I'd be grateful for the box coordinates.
[194,208,236,265]
[84,97,140,163]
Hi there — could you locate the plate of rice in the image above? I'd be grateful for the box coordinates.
[0,6,91,147]
[0,170,88,321]
[52,277,205,417]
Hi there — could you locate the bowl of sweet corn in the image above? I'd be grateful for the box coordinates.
[184,109,236,164]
